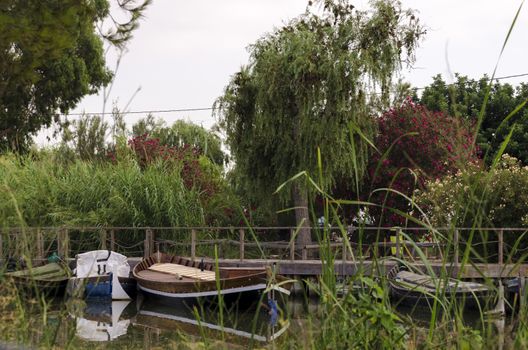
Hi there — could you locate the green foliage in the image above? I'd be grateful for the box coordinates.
[0,0,150,152]
[415,154,528,228]
[0,151,235,227]
[57,114,110,163]
[215,0,424,233]
[312,278,406,349]
[416,74,528,164]
[415,154,528,260]
[218,0,425,199]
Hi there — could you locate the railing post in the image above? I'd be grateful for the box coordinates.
[100,229,107,250]
[191,229,196,261]
[58,228,69,260]
[36,228,44,262]
[302,245,308,260]
[239,229,245,261]
[110,229,116,252]
[290,229,295,261]
[395,229,401,259]
[144,228,154,259]
[342,240,347,263]
[454,229,459,264]
[498,229,504,267]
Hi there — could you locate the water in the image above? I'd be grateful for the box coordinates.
[13,293,296,349]
[1,292,518,349]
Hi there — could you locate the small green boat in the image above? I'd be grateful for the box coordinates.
[6,262,71,297]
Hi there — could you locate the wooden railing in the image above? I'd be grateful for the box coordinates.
[1,226,526,266]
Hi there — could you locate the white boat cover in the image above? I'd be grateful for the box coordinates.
[76,250,130,278]
[76,301,131,341]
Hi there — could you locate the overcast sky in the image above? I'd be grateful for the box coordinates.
[67,0,528,132]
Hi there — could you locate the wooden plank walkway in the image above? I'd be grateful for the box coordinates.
[194,258,528,279]
[11,257,526,280]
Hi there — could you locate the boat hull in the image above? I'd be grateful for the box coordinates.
[389,281,494,309]
[133,253,291,303]
[7,263,71,298]
[67,275,137,299]
[387,266,495,309]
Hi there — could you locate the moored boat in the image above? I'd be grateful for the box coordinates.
[133,253,291,301]
[388,265,495,309]
[67,250,136,300]
[504,277,527,312]
[6,262,71,297]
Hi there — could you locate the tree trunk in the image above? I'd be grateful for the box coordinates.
[293,184,312,257]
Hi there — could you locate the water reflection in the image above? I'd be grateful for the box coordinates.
[134,295,290,345]
[75,300,134,342]
[70,293,291,345]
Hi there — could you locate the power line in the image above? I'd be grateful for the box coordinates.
[65,107,214,116]
[412,72,528,91]
[63,72,528,117]
[493,72,528,80]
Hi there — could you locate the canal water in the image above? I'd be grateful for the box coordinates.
[14,292,301,349]
[2,292,515,349]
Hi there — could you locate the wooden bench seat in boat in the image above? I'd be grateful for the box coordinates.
[148,263,217,281]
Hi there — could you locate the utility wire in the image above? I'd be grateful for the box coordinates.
[65,107,214,116]
[63,72,528,117]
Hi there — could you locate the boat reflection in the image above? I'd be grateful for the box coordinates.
[74,299,135,342]
[134,295,290,344]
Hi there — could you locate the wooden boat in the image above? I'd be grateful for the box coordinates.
[388,265,494,308]
[133,253,291,300]
[6,262,71,297]
[67,250,136,300]
[504,277,526,312]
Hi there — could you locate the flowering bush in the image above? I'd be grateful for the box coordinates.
[415,154,528,228]
[415,154,528,260]
[367,98,478,226]
[126,133,218,198]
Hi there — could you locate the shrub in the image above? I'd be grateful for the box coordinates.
[366,98,478,227]
[415,154,528,261]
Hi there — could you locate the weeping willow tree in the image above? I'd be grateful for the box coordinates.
[215,0,425,246]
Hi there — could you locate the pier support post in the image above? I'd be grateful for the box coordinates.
[239,229,245,261]
[144,228,154,259]
[191,229,196,261]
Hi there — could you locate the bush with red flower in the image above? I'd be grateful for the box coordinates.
[127,133,217,197]
[105,133,242,226]
[366,98,479,227]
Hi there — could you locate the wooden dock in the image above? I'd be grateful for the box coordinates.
[122,257,528,279]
